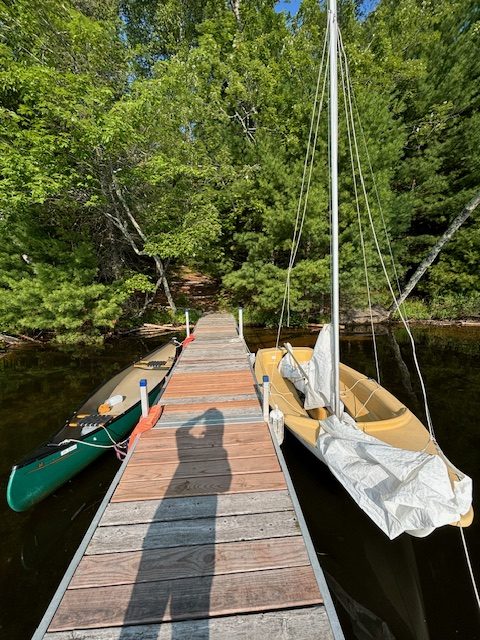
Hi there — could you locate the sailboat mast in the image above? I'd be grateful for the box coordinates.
[328,0,341,417]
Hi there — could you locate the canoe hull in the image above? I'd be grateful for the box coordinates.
[6,387,160,512]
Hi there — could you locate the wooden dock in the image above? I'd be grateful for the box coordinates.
[37,313,343,640]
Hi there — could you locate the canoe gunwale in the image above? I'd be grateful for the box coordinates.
[11,341,179,470]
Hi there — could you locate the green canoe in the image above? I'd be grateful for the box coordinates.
[7,340,180,512]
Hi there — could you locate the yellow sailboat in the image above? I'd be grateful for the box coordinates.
[255,0,473,539]
[255,345,474,537]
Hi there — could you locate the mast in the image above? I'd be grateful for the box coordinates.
[328,0,341,417]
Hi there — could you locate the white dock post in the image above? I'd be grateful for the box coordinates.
[185,308,190,337]
[262,375,270,422]
[238,306,244,339]
[139,378,149,418]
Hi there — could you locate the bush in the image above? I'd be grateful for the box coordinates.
[395,299,431,320]
[430,293,480,320]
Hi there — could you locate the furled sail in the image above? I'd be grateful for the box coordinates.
[316,413,472,539]
[279,324,344,411]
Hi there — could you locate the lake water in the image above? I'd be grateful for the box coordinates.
[0,327,478,639]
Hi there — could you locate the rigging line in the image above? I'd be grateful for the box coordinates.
[338,27,381,383]
[349,83,403,298]
[277,31,328,341]
[290,28,329,261]
[340,37,436,441]
[353,387,380,419]
[337,28,402,299]
[459,526,480,610]
[276,25,329,349]
[290,55,329,267]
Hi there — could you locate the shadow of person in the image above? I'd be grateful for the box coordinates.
[120,408,231,639]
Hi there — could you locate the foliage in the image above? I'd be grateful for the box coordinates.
[0,0,478,341]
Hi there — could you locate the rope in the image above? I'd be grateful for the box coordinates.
[337,28,381,383]
[459,526,480,610]
[340,376,368,396]
[57,423,131,450]
[337,28,437,443]
[58,437,130,449]
[276,25,329,348]
[350,91,403,298]
[353,387,379,419]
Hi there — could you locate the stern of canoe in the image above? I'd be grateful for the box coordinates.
[6,388,158,512]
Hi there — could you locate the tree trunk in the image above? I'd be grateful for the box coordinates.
[109,170,177,313]
[229,0,241,25]
[94,149,177,314]
[388,189,480,315]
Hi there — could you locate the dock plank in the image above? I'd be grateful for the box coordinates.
[87,510,299,555]
[49,566,322,631]
[100,490,294,526]
[129,443,277,466]
[70,537,309,589]
[45,606,334,640]
[161,398,260,412]
[112,471,286,502]
[134,428,272,452]
[121,455,280,483]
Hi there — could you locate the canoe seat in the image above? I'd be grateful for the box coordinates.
[134,359,171,370]
[76,414,112,429]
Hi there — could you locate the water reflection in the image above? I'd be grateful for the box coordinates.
[0,336,175,640]
[1,329,478,639]
[246,326,480,640]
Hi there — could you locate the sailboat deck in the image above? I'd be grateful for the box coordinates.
[37,313,341,640]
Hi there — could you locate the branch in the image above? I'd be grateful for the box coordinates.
[229,0,241,25]
[388,189,480,314]
[109,170,177,313]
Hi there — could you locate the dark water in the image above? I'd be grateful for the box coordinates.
[246,326,480,640]
[0,335,178,640]
[0,327,478,639]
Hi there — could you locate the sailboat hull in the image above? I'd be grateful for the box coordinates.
[255,346,473,532]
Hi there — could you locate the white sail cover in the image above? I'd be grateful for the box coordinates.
[278,325,473,538]
[316,413,472,539]
[279,324,343,411]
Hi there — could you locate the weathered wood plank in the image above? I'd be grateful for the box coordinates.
[164,379,254,390]
[155,415,264,429]
[70,537,309,589]
[175,361,250,372]
[140,421,266,439]
[121,455,280,483]
[179,353,249,362]
[188,336,241,342]
[100,490,293,526]
[88,510,299,555]
[158,410,263,423]
[129,442,275,467]
[158,393,259,406]
[49,566,322,631]
[167,371,253,383]
[136,427,270,452]
[162,385,256,399]
[112,471,286,503]
[45,606,333,640]
[177,352,245,358]
[161,399,259,413]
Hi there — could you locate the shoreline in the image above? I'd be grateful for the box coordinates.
[2,315,480,350]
